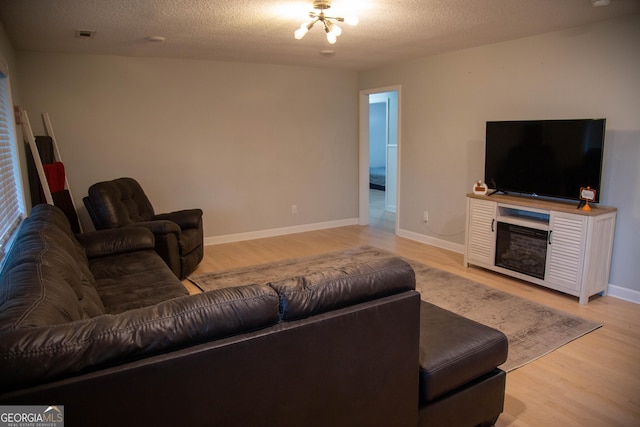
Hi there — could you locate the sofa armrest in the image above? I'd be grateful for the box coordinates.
[132,220,181,236]
[76,228,155,258]
[154,209,203,230]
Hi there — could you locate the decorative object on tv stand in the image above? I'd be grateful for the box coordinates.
[294,1,359,44]
[473,180,488,195]
[579,186,596,211]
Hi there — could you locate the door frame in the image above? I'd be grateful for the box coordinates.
[358,85,401,233]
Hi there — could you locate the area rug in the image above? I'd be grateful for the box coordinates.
[188,246,602,371]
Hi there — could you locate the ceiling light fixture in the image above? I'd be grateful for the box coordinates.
[294,1,359,44]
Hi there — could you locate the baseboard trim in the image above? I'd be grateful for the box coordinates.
[397,229,465,254]
[204,218,359,246]
[607,285,640,304]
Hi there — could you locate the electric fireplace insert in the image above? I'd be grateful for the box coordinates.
[495,222,548,280]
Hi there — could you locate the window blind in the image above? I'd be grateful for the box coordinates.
[0,66,24,262]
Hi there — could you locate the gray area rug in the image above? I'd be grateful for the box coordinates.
[189,246,602,371]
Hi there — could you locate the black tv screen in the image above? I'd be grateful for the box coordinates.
[484,119,606,202]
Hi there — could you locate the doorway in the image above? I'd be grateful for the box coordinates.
[358,87,400,233]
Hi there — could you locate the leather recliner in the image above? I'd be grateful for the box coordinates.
[83,177,203,279]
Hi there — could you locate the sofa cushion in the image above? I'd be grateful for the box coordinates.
[268,257,416,321]
[31,206,105,317]
[0,259,88,328]
[89,250,188,314]
[0,283,280,392]
[418,301,508,403]
[0,205,105,328]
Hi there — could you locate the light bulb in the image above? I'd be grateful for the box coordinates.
[294,26,309,39]
[331,23,342,37]
[295,21,314,40]
[326,32,337,44]
[344,16,359,26]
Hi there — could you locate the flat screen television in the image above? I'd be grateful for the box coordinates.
[484,119,606,203]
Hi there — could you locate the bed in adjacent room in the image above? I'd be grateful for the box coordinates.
[370,166,386,190]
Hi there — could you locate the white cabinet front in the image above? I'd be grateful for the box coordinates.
[545,212,587,292]
[466,199,497,266]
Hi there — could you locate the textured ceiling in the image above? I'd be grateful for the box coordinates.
[0,0,638,70]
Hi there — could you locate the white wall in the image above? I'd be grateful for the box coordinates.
[16,53,360,239]
[358,14,640,297]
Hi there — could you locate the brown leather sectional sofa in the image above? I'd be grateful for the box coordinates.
[0,204,507,426]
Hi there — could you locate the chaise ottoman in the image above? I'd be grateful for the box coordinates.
[418,301,509,426]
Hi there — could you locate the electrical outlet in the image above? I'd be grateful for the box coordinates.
[292,205,297,214]
[423,211,429,223]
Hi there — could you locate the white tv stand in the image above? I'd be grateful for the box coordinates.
[464,193,616,304]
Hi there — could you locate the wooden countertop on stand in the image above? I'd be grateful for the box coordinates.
[467,193,617,217]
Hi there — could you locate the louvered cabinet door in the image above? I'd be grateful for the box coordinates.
[465,198,497,266]
[545,212,587,292]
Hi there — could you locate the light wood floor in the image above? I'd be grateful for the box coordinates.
[369,189,396,233]
[183,224,640,427]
